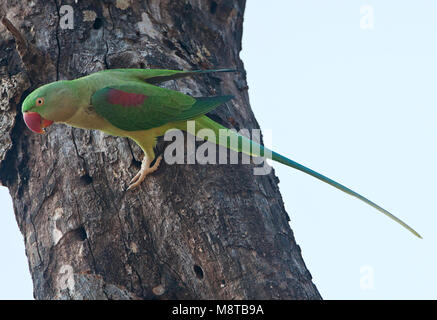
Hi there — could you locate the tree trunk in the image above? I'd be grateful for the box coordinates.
[0,0,321,300]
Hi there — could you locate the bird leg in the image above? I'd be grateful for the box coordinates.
[127,153,163,190]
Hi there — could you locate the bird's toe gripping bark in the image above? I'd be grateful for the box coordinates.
[127,154,163,190]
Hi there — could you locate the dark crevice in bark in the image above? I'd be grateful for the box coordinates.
[52,0,61,81]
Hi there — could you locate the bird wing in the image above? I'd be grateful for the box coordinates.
[91,82,232,131]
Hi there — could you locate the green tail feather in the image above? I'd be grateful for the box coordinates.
[270,151,421,238]
[193,116,421,238]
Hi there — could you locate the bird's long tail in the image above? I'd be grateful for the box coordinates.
[192,115,421,238]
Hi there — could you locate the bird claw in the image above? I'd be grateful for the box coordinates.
[127,155,163,190]
[129,171,142,185]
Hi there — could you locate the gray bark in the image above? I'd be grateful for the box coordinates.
[0,0,321,300]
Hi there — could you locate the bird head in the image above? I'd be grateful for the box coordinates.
[22,80,79,134]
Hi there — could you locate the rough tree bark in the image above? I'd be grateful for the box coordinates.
[0,0,321,300]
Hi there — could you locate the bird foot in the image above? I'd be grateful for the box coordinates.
[127,155,163,190]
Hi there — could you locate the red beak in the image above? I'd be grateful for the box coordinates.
[23,112,54,134]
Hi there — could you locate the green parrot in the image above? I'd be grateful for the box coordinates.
[21,68,421,238]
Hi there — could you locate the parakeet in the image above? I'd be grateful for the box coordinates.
[21,68,421,238]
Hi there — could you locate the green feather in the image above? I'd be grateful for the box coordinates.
[95,68,237,84]
[170,95,234,122]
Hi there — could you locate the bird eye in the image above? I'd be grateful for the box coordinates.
[36,97,44,106]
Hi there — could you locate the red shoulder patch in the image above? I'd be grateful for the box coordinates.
[107,88,148,107]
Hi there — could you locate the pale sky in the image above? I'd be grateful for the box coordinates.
[0,0,436,299]
[242,0,436,299]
